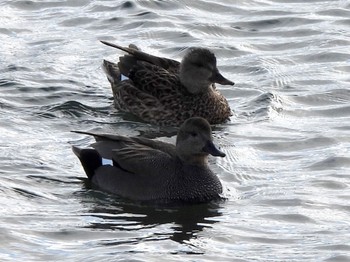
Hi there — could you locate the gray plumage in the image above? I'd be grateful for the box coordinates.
[72,117,225,204]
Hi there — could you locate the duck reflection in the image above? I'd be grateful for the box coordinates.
[80,187,223,246]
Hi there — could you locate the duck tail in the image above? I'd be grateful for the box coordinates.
[72,146,102,180]
[102,60,123,84]
[100,40,180,73]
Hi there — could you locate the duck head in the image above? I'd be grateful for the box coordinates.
[179,48,234,94]
[176,117,226,165]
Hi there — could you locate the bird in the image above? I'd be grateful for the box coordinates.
[101,40,234,126]
[72,117,225,204]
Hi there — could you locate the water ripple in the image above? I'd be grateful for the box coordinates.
[1,0,350,261]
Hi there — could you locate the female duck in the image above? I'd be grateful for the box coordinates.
[101,41,234,126]
[72,117,225,203]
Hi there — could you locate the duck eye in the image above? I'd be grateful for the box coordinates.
[190,132,197,137]
[193,62,204,68]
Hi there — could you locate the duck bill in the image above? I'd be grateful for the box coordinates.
[202,141,226,157]
[211,70,234,86]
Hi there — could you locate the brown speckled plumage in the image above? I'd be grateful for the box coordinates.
[101,41,234,126]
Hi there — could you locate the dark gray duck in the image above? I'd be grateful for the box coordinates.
[101,41,234,126]
[72,117,225,204]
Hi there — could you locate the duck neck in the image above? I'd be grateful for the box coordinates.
[177,154,208,167]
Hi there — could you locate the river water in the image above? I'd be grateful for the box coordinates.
[1,0,350,261]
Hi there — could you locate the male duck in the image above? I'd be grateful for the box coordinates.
[101,41,234,126]
[72,117,225,203]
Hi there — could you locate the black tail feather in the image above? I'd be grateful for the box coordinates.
[72,146,101,180]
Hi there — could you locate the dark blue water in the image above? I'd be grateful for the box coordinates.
[1,0,350,261]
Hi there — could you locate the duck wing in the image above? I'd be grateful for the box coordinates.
[72,130,176,161]
[109,142,175,178]
[72,132,177,200]
[102,59,181,97]
[107,61,186,125]
[128,62,182,95]
[101,40,180,74]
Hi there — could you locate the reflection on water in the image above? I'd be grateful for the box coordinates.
[1,0,350,261]
[83,189,222,250]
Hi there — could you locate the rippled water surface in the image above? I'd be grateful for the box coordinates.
[1,0,350,261]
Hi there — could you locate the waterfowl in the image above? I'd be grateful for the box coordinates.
[72,117,225,203]
[101,41,234,126]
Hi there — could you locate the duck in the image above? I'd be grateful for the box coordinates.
[101,40,234,126]
[72,117,225,204]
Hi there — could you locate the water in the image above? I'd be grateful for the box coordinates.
[1,0,350,261]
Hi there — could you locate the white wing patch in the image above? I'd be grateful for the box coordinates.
[102,158,113,166]
[121,74,129,81]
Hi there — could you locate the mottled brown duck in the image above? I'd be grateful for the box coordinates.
[101,41,234,126]
[72,117,225,204]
